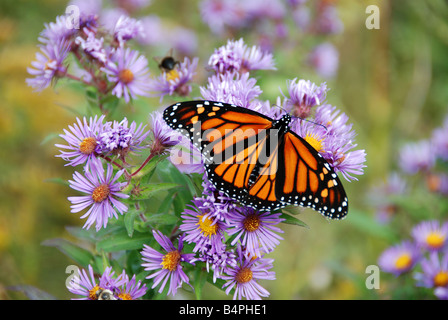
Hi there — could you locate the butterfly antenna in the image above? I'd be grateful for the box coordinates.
[290,114,328,131]
[271,103,328,131]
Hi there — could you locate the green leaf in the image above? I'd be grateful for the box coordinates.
[280,213,309,228]
[131,183,180,201]
[138,154,168,184]
[44,177,69,186]
[124,208,139,237]
[96,230,152,252]
[40,132,60,145]
[42,238,94,266]
[193,266,208,300]
[156,160,194,215]
[143,213,179,226]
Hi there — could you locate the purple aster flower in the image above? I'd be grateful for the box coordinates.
[75,31,107,63]
[282,78,328,118]
[323,138,367,182]
[314,104,354,139]
[141,230,195,297]
[235,39,276,73]
[208,38,276,74]
[26,40,70,92]
[226,207,284,256]
[312,104,367,181]
[200,72,262,109]
[150,110,203,173]
[221,245,275,300]
[38,15,77,44]
[414,251,448,293]
[199,0,244,35]
[68,265,126,300]
[113,16,144,46]
[102,47,151,103]
[149,56,198,101]
[378,241,421,276]
[67,158,129,231]
[69,0,102,18]
[55,115,106,167]
[193,244,237,283]
[149,110,183,152]
[180,202,228,254]
[195,179,238,222]
[399,140,436,175]
[208,44,241,74]
[116,273,148,300]
[316,5,344,35]
[431,115,448,161]
[309,42,339,79]
[412,220,448,251]
[100,8,129,32]
[99,117,150,159]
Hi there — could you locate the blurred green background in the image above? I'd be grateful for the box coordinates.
[1,0,448,300]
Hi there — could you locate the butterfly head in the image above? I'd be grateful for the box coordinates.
[272,114,292,133]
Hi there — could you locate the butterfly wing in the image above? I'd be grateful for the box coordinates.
[164,100,349,219]
[163,100,275,202]
[276,130,348,219]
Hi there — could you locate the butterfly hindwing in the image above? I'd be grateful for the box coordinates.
[276,131,348,219]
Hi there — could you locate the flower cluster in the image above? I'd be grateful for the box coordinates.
[199,0,342,78]
[68,265,147,300]
[398,114,448,195]
[378,220,448,299]
[26,1,198,108]
[56,115,153,231]
[369,114,448,224]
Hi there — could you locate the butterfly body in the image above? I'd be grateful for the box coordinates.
[163,100,348,220]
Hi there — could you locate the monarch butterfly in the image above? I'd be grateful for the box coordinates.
[163,100,348,220]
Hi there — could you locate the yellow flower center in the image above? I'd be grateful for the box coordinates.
[79,137,98,155]
[235,267,253,284]
[166,69,179,82]
[305,133,324,153]
[161,250,181,271]
[91,184,110,203]
[434,271,448,287]
[243,214,261,232]
[118,68,134,84]
[395,253,412,270]
[197,214,219,238]
[426,232,445,249]
[88,285,102,300]
[118,292,132,300]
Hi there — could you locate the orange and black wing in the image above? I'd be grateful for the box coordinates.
[163,100,275,202]
[276,131,348,219]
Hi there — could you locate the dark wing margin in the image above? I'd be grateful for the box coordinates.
[276,131,348,219]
